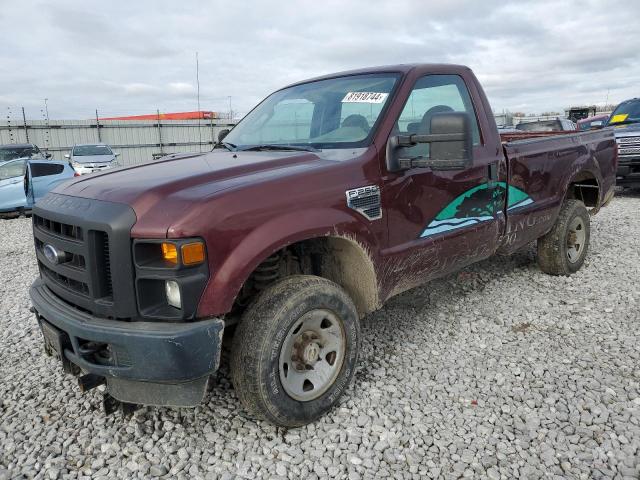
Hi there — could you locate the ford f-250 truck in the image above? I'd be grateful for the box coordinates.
[29,64,617,426]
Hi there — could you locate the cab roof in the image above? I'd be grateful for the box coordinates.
[283,63,472,89]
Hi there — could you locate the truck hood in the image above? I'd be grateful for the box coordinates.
[55,149,354,233]
[612,122,640,136]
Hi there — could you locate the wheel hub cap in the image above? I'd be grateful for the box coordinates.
[279,309,346,402]
[566,216,586,263]
[301,340,320,365]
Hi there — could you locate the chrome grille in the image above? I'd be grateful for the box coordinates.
[617,136,640,158]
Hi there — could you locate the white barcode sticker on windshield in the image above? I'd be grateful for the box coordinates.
[342,92,388,103]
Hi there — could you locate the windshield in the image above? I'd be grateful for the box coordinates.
[0,146,38,161]
[224,73,400,150]
[0,160,26,181]
[72,145,113,158]
[608,99,640,126]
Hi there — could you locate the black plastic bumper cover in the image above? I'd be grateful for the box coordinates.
[30,279,224,406]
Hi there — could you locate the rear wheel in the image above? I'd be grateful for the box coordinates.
[230,275,360,427]
[537,199,590,275]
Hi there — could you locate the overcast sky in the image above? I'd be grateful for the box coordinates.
[1,0,639,119]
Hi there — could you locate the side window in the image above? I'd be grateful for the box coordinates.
[396,75,481,159]
[0,160,26,180]
[339,102,383,136]
[30,163,64,177]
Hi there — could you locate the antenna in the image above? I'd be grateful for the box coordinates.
[196,51,202,152]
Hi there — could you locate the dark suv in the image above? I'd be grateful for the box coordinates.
[608,98,640,188]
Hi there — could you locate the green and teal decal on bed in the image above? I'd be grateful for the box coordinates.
[420,182,533,238]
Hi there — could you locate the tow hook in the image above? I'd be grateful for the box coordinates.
[77,375,140,417]
[102,393,141,417]
[77,373,105,392]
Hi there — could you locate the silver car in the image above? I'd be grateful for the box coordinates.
[0,143,51,166]
[65,144,120,175]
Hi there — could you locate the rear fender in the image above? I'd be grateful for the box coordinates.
[563,161,603,207]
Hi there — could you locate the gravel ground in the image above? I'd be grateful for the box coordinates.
[1,193,639,480]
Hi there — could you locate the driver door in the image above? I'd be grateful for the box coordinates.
[382,74,504,291]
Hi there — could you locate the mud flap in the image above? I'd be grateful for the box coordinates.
[106,376,211,407]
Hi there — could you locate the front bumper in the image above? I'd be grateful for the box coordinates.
[616,159,640,187]
[73,164,115,175]
[30,279,224,407]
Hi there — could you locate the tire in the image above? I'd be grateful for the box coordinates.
[230,275,360,427]
[537,199,590,275]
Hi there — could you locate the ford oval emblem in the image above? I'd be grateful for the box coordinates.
[43,244,61,264]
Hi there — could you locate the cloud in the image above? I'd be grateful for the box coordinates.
[168,82,196,95]
[0,0,638,119]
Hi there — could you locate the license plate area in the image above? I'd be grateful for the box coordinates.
[40,319,74,374]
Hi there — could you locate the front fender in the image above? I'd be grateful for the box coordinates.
[196,207,380,317]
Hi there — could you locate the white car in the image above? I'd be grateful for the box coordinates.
[66,144,120,175]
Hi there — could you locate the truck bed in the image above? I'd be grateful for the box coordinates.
[496,128,617,254]
[500,130,575,144]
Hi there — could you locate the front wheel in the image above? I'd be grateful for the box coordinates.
[537,199,590,275]
[230,275,360,427]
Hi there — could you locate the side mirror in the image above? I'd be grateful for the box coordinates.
[64,154,70,159]
[218,129,230,142]
[45,153,53,159]
[114,152,121,157]
[386,112,473,172]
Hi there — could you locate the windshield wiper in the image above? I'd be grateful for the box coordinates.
[212,141,237,151]
[240,144,319,153]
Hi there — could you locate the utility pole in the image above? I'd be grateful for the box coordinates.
[43,98,51,152]
[22,107,29,143]
[7,107,14,143]
[95,109,102,142]
[196,51,202,152]
[228,96,232,121]
[157,109,164,155]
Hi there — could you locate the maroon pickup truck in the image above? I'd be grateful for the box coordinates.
[30,64,617,426]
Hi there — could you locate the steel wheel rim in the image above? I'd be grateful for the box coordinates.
[566,216,586,263]
[279,308,346,402]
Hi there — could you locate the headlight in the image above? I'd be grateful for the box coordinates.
[161,241,205,266]
[165,280,182,309]
[133,238,208,320]
[161,243,179,265]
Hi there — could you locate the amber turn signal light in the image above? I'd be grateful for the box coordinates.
[161,243,178,265]
[181,242,205,265]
